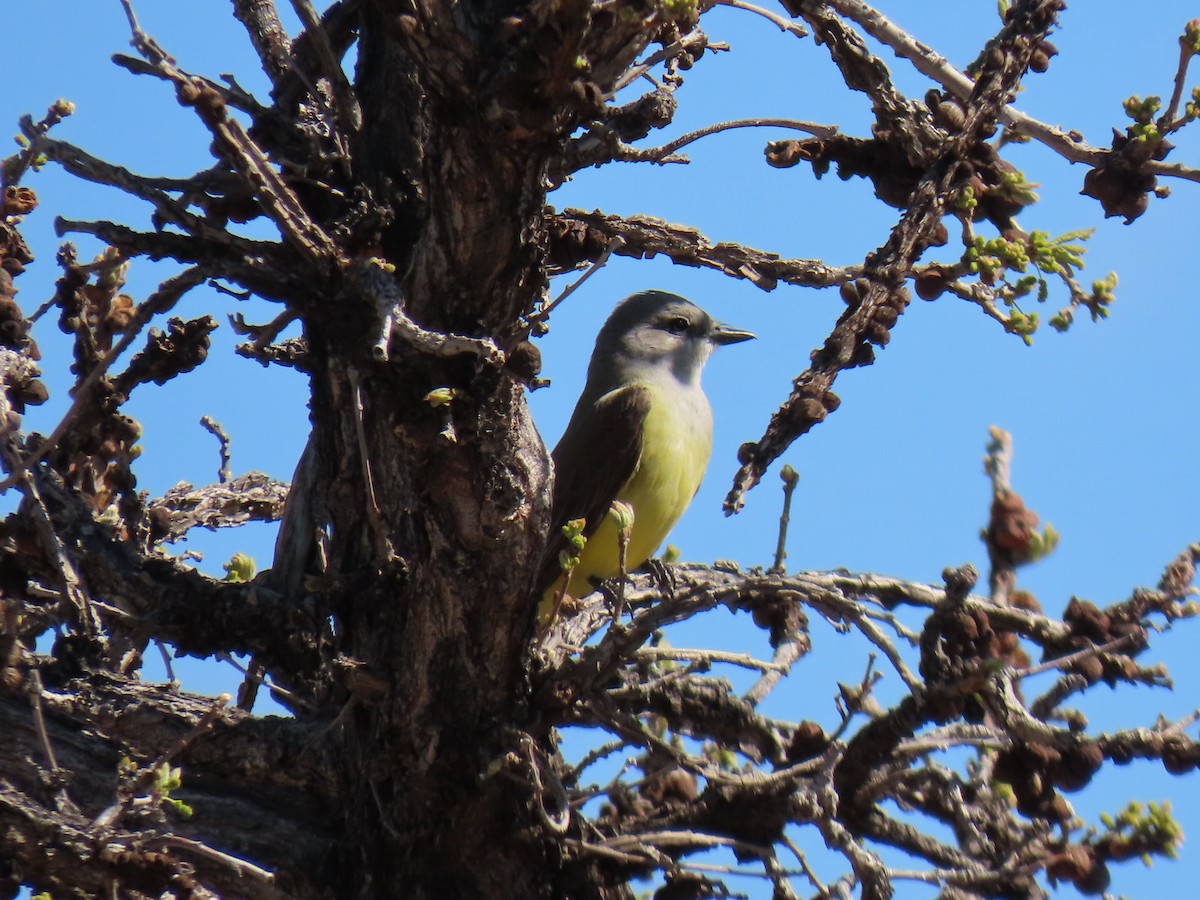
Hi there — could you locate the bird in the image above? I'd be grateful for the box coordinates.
[538,290,754,616]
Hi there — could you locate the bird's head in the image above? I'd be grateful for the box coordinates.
[592,291,755,388]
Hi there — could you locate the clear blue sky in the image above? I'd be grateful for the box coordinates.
[4,2,1198,897]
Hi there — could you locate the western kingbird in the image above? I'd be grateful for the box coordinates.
[538,290,754,613]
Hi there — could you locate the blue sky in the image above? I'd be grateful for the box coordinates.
[4,2,1199,897]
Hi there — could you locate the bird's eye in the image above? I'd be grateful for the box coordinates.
[663,316,690,334]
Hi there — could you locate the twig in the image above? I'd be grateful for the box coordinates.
[0,267,206,495]
[539,569,573,642]
[518,734,571,834]
[1015,633,1139,681]
[349,369,394,561]
[28,670,61,773]
[782,834,828,896]
[217,651,313,710]
[1161,38,1196,133]
[743,637,806,706]
[155,640,177,683]
[714,0,808,38]
[1,101,75,188]
[635,646,787,673]
[983,426,1012,494]
[1159,707,1200,737]
[769,464,799,574]
[611,31,716,94]
[610,504,633,628]
[531,235,625,327]
[624,118,838,163]
[565,739,630,787]
[850,607,922,691]
[199,416,233,484]
[147,834,276,885]
[251,310,300,352]
[236,658,266,711]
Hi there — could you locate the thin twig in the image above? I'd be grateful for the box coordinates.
[531,235,626,327]
[199,416,233,484]
[236,658,266,711]
[148,834,277,884]
[28,670,61,773]
[769,464,799,573]
[2,102,74,187]
[635,646,787,673]
[518,734,571,834]
[1160,35,1196,134]
[1015,633,1138,681]
[155,640,177,683]
[565,739,630,787]
[217,651,314,710]
[626,117,838,163]
[349,369,395,561]
[251,310,300,352]
[743,637,806,706]
[714,0,807,37]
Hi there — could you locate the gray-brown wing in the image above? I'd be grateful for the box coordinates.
[535,384,651,596]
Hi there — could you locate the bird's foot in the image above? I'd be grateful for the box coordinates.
[646,557,676,599]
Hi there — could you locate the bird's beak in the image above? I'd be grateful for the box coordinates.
[710,322,756,346]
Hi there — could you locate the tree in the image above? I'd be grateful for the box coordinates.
[2,0,1199,897]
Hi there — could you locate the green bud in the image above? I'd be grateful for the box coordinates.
[222,552,256,583]
[1184,19,1200,54]
[1027,522,1059,561]
[609,500,635,534]
[561,518,588,553]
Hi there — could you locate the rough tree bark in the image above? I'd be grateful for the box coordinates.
[2,1,1200,898]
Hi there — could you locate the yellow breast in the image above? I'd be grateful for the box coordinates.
[565,382,712,597]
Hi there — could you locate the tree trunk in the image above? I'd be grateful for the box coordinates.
[275,4,649,894]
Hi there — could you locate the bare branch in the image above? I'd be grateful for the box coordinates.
[551,208,849,291]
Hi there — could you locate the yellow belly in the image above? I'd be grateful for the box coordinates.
[564,385,712,599]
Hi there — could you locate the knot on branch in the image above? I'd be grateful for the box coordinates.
[918,565,1003,721]
[1082,129,1172,223]
[1040,597,1149,687]
[993,738,1102,821]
